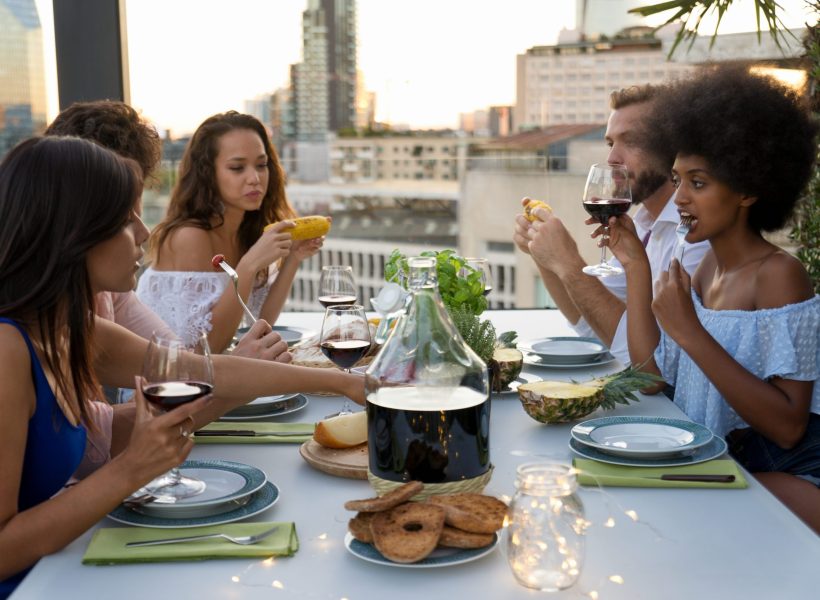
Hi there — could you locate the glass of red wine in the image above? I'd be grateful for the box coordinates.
[318,265,358,309]
[581,163,632,277]
[140,331,214,501]
[320,304,371,415]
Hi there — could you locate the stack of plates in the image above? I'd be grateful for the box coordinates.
[111,459,279,528]
[569,416,726,467]
[220,393,308,421]
[521,337,615,369]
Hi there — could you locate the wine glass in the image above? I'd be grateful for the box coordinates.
[463,258,494,297]
[141,331,214,501]
[581,163,632,277]
[318,265,357,308]
[320,304,371,415]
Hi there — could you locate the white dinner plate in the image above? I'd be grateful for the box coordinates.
[220,394,308,421]
[122,459,267,519]
[523,352,617,370]
[569,436,728,468]
[492,372,542,396]
[344,532,498,568]
[571,416,714,459]
[520,337,608,365]
[110,481,279,528]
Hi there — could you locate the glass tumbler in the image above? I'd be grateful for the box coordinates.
[506,463,586,592]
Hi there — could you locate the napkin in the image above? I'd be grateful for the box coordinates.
[82,522,299,565]
[572,458,748,489]
[194,422,315,444]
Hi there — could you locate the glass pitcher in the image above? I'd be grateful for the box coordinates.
[364,256,490,485]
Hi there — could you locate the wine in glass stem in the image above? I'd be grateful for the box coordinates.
[581,164,631,277]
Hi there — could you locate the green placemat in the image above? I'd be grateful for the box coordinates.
[194,422,315,444]
[83,522,298,564]
[573,458,748,489]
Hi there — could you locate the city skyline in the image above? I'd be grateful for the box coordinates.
[34,0,815,136]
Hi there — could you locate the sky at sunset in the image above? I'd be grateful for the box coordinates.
[35,0,815,135]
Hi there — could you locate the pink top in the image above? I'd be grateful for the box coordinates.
[95,291,176,340]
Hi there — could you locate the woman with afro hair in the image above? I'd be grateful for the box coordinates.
[604,65,820,533]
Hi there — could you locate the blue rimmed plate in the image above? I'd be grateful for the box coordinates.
[110,481,279,528]
[569,435,728,468]
[521,337,608,365]
[220,394,308,421]
[492,372,542,396]
[523,352,617,370]
[120,459,267,519]
[344,532,499,568]
[571,416,714,459]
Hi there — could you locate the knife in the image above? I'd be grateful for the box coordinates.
[194,430,313,437]
[655,474,736,483]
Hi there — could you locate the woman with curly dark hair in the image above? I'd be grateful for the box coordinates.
[137,111,326,352]
[605,65,820,533]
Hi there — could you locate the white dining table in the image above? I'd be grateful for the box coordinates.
[11,310,819,600]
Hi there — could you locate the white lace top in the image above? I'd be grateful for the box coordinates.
[135,267,276,345]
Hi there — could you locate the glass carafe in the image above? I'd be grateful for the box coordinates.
[506,463,586,591]
[364,256,490,485]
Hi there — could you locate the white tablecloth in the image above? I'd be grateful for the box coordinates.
[11,310,819,600]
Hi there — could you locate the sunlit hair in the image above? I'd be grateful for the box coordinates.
[647,65,817,232]
[0,136,142,426]
[45,100,162,182]
[609,84,662,110]
[148,111,296,265]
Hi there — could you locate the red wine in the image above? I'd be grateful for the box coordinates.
[143,381,213,409]
[320,339,371,369]
[318,294,357,308]
[367,387,490,483]
[583,197,631,225]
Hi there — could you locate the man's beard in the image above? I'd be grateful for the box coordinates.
[631,169,668,205]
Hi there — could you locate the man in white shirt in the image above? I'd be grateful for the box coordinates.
[513,85,709,366]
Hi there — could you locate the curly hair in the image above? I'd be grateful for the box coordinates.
[44,100,162,180]
[609,83,663,110]
[148,111,296,265]
[646,65,817,232]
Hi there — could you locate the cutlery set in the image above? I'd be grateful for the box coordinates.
[193,429,313,438]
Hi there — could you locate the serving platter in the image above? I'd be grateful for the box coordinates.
[344,532,499,568]
[299,440,368,480]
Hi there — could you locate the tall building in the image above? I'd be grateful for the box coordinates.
[0,0,47,156]
[293,0,357,141]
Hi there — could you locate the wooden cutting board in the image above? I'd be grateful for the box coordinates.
[299,440,368,480]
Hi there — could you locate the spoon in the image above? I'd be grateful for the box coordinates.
[212,254,257,325]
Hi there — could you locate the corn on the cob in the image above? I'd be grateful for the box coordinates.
[264,216,331,240]
[523,199,552,222]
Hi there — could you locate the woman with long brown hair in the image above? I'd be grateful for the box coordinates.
[0,136,361,595]
[137,111,325,352]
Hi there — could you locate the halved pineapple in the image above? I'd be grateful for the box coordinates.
[489,347,524,392]
[518,381,604,423]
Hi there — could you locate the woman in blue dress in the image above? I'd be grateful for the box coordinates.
[604,66,820,533]
[0,137,363,596]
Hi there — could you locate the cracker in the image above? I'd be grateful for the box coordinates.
[427,494,508,534]
[348,512,375,543]
[370,503,445,563]
[438,525,495,549]
[344,481,424,512]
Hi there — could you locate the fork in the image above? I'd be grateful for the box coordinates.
[672,215,693,265]
[212,254,257,325]
[125,525,280,547]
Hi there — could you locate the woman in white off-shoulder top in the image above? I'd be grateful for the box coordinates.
[138,111,325,351]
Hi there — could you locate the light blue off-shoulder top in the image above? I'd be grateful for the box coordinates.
[655,293,820,437]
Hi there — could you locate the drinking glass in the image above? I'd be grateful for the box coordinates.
[463,258,494,296]
[581,163,631,277]
[318,265,357,308]
[320,304,371,415]
[141,332,214,501]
